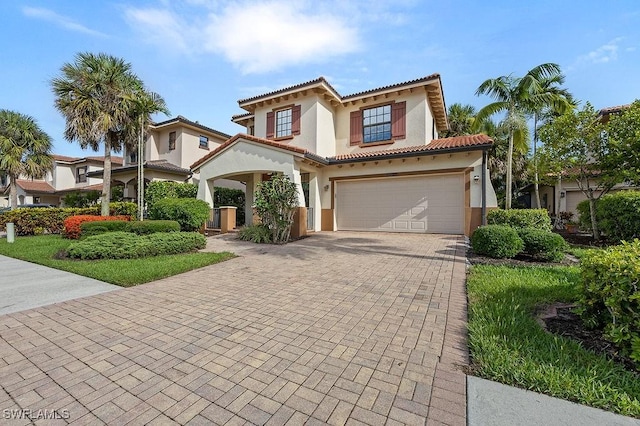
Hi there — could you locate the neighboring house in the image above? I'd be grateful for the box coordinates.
[192,75,498,236]
[2,155,122,207]
[520,104,638,218]
[88,115,243,200]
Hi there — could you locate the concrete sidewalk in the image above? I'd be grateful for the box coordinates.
[0,255,119,315]
[468,376,640,426]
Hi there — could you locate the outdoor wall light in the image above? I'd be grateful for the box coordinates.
[473,175,480,183]
[324,184,330,191]
[560,191,566,198]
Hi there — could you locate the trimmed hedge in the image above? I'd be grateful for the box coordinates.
[471,225,524,258]
[0,202,137,236]
[597,191,640,243]
[145,181,198,211]
[148,198,210,232]
[63,215,132,239]
[487,209,552,231]
[81,220,181,237]
[518,228,568,262]
[579,240,640,367]
[126,220,181,235]
[66,231,206,260]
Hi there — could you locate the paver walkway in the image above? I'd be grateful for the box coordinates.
[0,232,468,425]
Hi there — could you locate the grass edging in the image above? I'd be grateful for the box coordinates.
[467,264,640,417]
[0,234,234,287]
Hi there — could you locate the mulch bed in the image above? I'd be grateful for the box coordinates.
[466,250,579,267]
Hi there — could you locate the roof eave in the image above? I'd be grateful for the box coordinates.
[328,143,492,165]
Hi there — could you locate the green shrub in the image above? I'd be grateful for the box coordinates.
[596,191,640,243]
[487,209,552,231]
[576,199,593,231]
[214,187,246,226]
[148,198,210,232]
[578,240,640,367]
[518,228,568,262]
[66,231,206,260]
[238,224,272,243]
[0,202,137,236]
[254,174,298,243]
[126,220,181,235]
[145,181,198,211]
[81,220,129,237]
[471,225,524,258]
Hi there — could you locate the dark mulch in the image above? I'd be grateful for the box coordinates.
[555,230,611,247]
[466,249,579,267]
[540,304,639,374]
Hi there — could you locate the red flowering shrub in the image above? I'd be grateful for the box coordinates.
[63,215,131,239]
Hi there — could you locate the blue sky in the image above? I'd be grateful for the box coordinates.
[1,0,639,158]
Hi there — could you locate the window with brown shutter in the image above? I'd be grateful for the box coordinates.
[391,101,406,139]
[291,105,301,135]
[266,111,275,138]
[350,110,362,145]
[169,131,176,150]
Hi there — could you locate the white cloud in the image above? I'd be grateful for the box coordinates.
[580,38,623,64]
[123,8,193,54]
[123,0,361,74]
[22,6,107,37]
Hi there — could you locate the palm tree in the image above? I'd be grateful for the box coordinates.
[0,110,53,209]
[527,74,575,208]
[474,63,564,209]
[130,88,169,220]
[51,52,146,216]
[444,103,476,137]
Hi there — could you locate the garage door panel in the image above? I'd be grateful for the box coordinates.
[336,175,464,234]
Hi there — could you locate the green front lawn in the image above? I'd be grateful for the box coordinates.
[0,234,234,287]
[467,264,640,417]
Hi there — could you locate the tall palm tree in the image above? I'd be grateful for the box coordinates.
[130,88,169,220]
[527,74,575,208]
[0,110,53,209]
[51,52,145,216]
[444,103,476,137]
[474,63,564,209]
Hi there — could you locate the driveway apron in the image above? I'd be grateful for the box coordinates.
[0,232,468,425]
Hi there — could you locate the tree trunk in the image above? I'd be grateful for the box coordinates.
[9,174,18,210]
[589,197,600,241]
[533,114,541,209]
[506,131,514,209]
[101,140,112,216]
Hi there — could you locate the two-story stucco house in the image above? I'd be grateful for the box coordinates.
[1,155,122,207]
[88,115,243,200]
[192,75,498,236]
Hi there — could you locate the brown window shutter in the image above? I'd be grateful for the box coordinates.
[350,110,362,145]
[266,111,275,139]
[392,101,406,139]
[292,105,301,135]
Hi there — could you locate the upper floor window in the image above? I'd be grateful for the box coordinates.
[276,109,292,138]
[350,101,406,146]
[363,105,391,143]
[266,105,301,139]
[129,151,138,164]
[169,131,176,151]
[199,135,209,149]
[76,166,87,183]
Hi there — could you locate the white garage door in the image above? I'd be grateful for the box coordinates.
[336,174,464,234]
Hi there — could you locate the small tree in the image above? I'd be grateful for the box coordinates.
[254,174,298,244]
[538,103,622,240]
[607,100,640,186]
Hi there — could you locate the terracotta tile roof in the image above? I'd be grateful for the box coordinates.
[152,116,232,140]
[329,134,493,162]
[89,160,191,177]
[238,77,341,105]
[598,104,630,116]
[52,154,123,165]
[341,74,440,100]
[56,183,104,194]
[16,180,56,193]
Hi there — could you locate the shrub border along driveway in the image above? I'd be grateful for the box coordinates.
[0,232,469,425]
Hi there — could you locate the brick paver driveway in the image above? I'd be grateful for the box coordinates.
[0,232,468,425]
